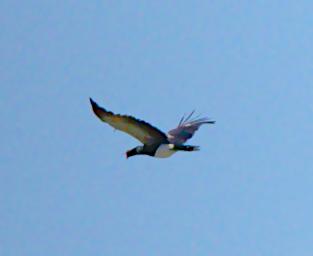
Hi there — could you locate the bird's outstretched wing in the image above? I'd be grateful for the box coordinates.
[167,111,215,144]
[90,98,168,145]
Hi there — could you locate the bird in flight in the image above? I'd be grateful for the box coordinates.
[90,98,215,158]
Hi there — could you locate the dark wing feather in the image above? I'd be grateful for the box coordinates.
[90,98,168,145]
[167,111,215,144]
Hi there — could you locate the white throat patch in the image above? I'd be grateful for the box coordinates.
[154,144,176,158]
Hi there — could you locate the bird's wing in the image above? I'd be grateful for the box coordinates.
[90,98,168,145]
[167,111,215,144]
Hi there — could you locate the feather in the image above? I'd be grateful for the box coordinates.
[167,112,215,144]
[90,98,168,145]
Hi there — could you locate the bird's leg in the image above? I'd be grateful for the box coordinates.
[172,145,200,151]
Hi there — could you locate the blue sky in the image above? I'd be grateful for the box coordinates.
[1,1,313,255]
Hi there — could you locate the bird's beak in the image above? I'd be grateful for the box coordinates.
[125,152,128,159]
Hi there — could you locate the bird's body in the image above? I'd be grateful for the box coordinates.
[154,144,176,158]
[89,98,214,158]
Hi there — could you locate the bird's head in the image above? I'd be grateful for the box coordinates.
[126,146,144,159]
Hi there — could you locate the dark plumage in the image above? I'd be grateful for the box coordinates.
[90,98,215,158]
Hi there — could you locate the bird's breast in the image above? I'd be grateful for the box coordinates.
[154,144,176,158]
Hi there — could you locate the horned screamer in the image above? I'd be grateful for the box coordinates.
[90,98,215,158]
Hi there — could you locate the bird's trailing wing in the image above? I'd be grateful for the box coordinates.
[167,111,215,144]
[90,98,168,145]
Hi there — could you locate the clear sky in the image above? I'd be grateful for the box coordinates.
[2,1,313,255]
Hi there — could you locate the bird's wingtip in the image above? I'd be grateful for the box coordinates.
[89,98,97,107]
